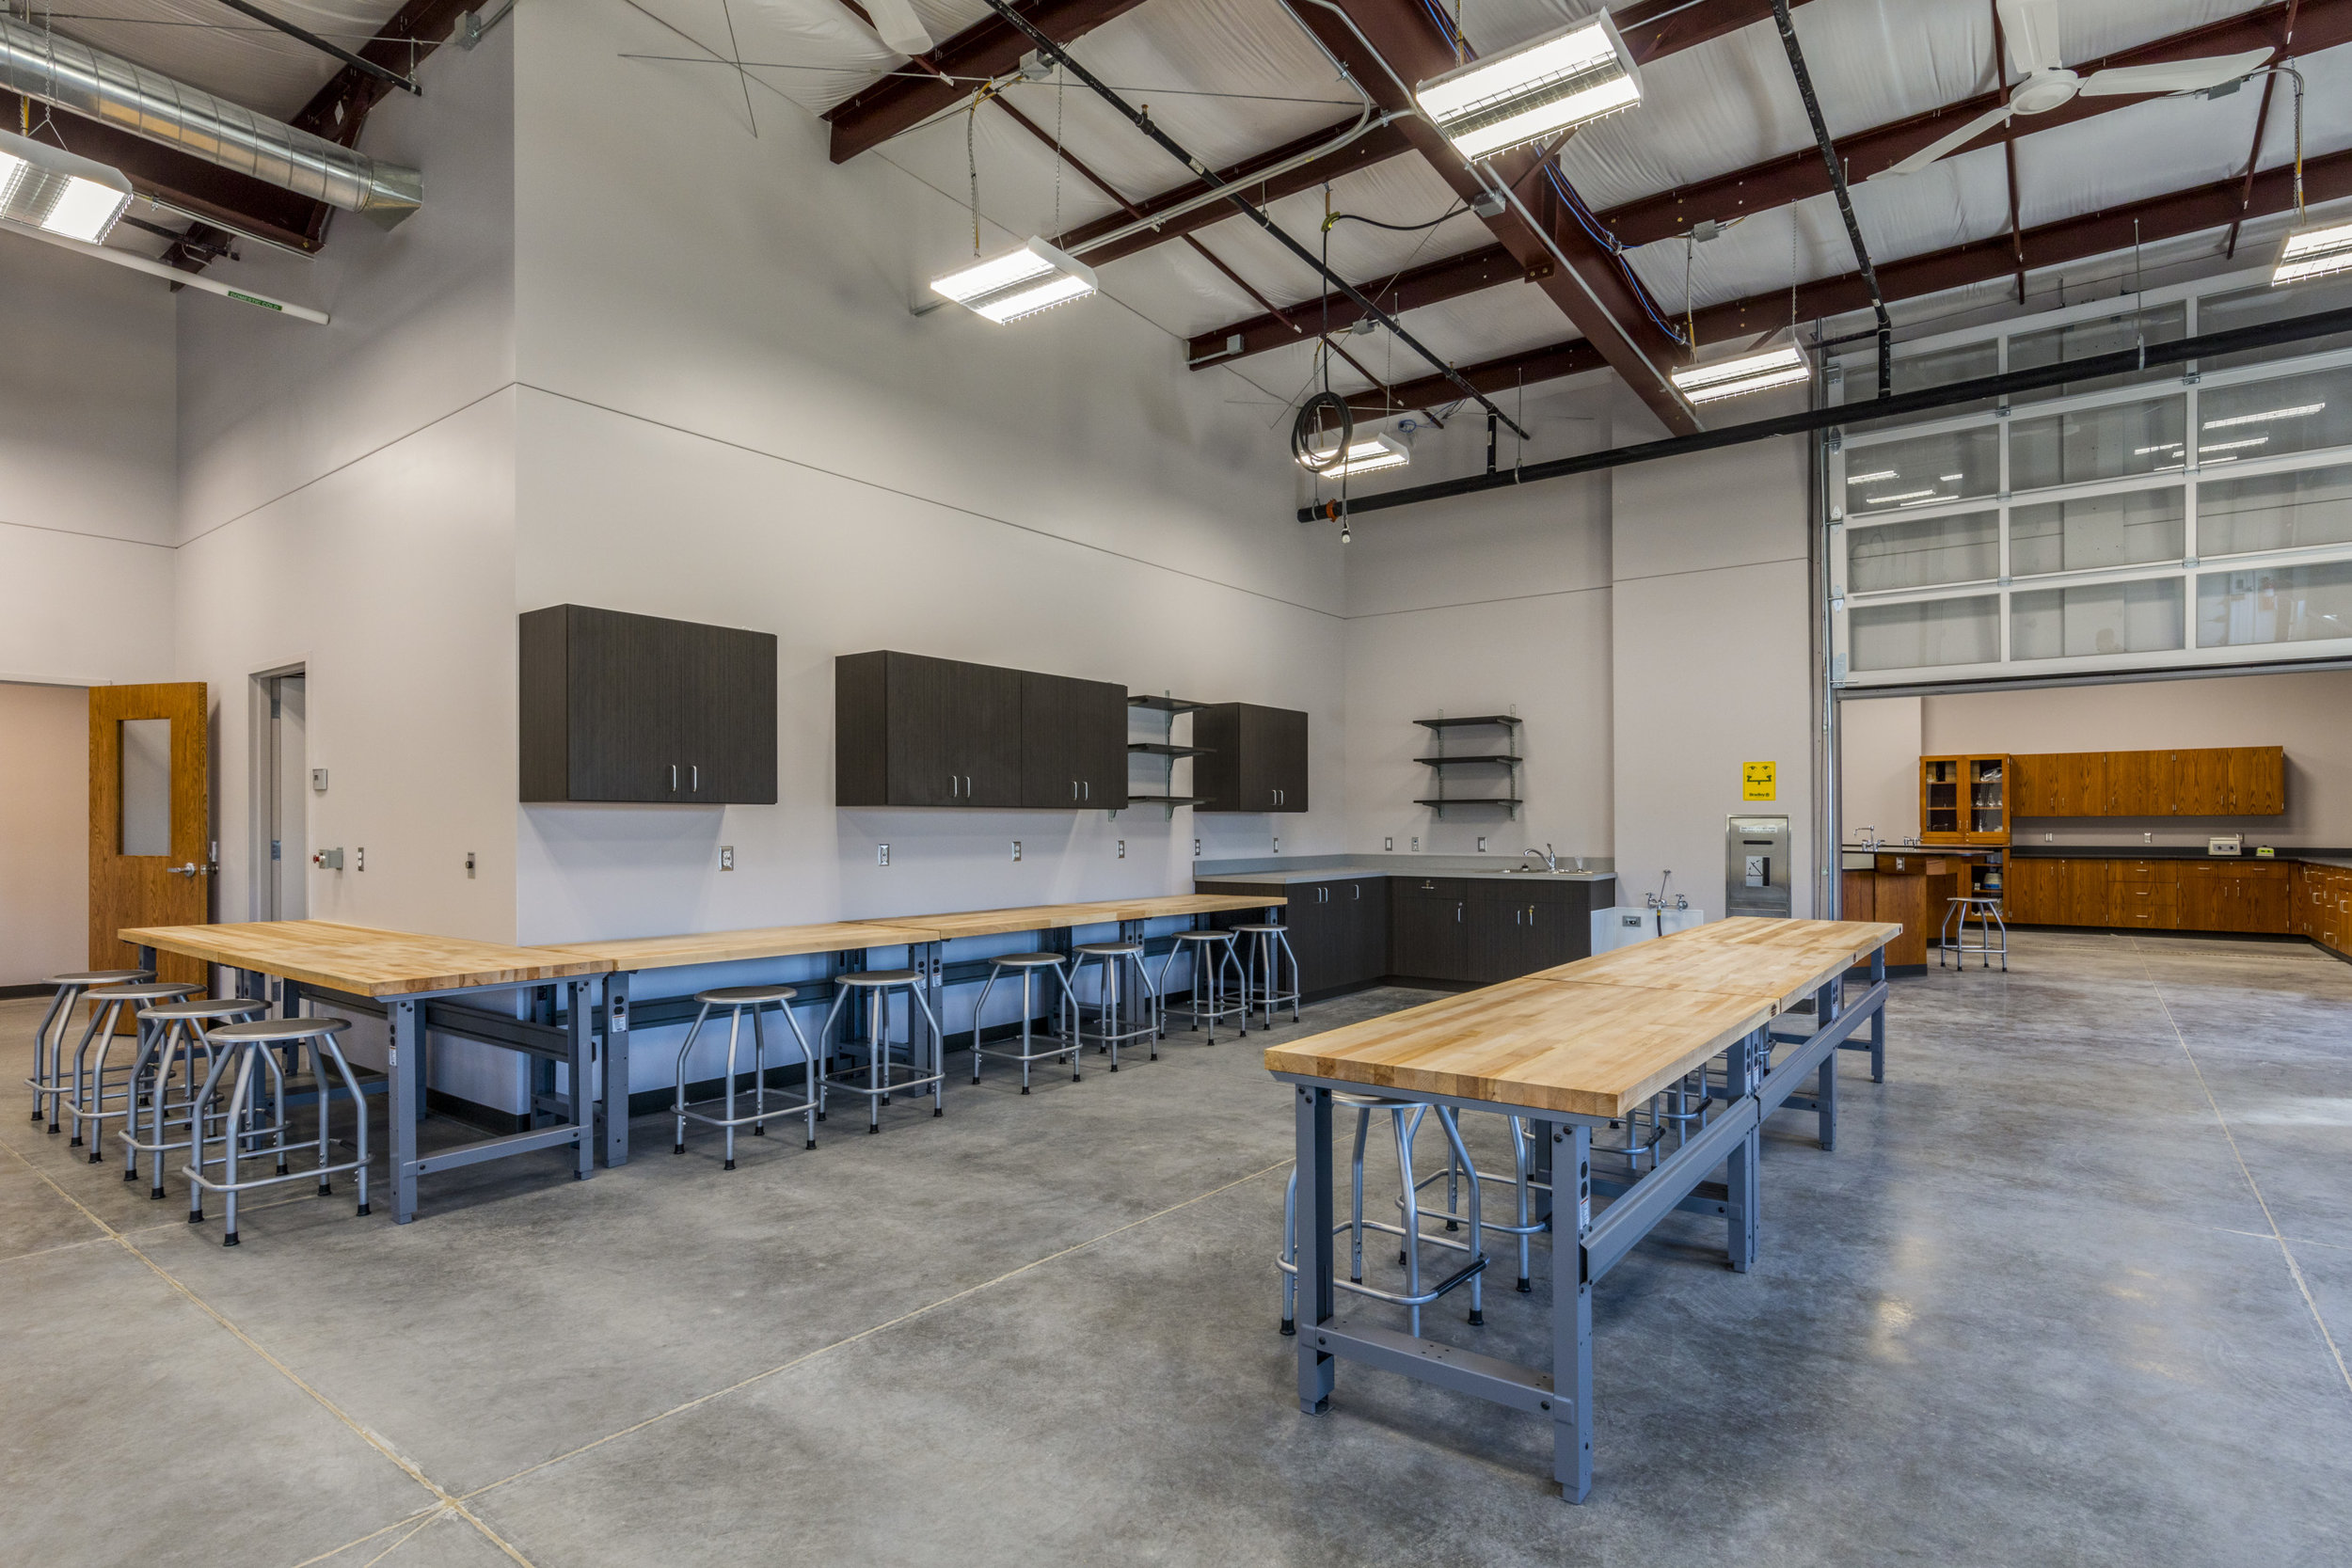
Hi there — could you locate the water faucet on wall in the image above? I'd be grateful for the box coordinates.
[1522,843,1557,873]
[1852,825,1880,849]
[1647,870,1675,910]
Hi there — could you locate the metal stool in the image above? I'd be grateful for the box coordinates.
[1159,930,1247,1042]
[26,968,147,1130]
[1236,924,1300,1027]
[970,953,1078,1093]
[183,1017,371,1245]
[1940,895,2009,971]
[1279,1091,1485,1337]
[120,996,271,1198]
[61,982,199,1158]
[1072,941,1158,1070]
[819,970,945,1132]
[674,985,818,1166]
[1411,1112,1553,1295]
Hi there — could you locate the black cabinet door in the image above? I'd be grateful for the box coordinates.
[1391,879,1469,982]
[1238,706,1282,810]
[685,621,776,804]
[956,660,1024,807]
[1019,672,1078,809]
[523,604,776,804]
[1190,705,1240,812]
[1347,876,1389,982]
[1081,678,1129,810]
[1275,706,1310,813]
[884,652,961,807]
[565,606,676,802]
[1190,703,1309,813]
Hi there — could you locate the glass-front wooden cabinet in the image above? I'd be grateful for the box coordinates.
[1921,754,2010,845]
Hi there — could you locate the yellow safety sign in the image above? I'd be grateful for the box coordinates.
[1742,761,1776,801]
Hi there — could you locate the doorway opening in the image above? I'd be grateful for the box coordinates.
[254,668,307,921]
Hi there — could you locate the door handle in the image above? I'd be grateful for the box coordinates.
[166,863,210,879]
[671,765,678,791]
[1083,781,1089,800]
[1073,781,1078,801]
[691,765,699,793]
[965,775,973,797]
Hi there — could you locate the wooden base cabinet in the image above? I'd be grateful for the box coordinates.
[2007,856,2306,936]
[1389,877,1470,984]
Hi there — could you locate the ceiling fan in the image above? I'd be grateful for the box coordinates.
[1869,0,2272,181]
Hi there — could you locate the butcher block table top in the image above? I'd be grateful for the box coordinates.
[120,920,612,999]
[542,921,945,971]
[863,894,1285,942]
[1264,917,1899,1119]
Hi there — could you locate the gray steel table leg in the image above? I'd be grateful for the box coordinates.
[1295,1084,1335,1414]
[1530,1118,1555,1222]
[1554,1121,1593,1503]
[603,971,632,1166]
[1724,1030,1761,1272]
[389,1000,420,1224]
[1870,947,1887,1082]
[567,979,594,1180]
[1816,1039,1838,1152]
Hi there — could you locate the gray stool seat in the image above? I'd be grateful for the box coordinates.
[27,969,150,1127]
[120,998,271,1198]
[675,984,816,1165]
[58,982,199,1153]
[971,953,1077,1094]
[1237,924,1301,1027]
[1162,930,1247,1043]
[1279,1092,1487,1338]
[1073,941,1158,1070]
[820,969,946,1132]
[183,1016,370,1244]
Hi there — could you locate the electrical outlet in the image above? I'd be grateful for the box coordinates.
[1476,837,1487,853]
[2046,832,2055,842]
[2145,832,2153,844]
[877,844,890,866]
[1272,836,1280,854]
[1011,841,1022,862]
[310,768,328,793]
[466,851,477,878]
[1193,837,1201,857]
[356,847,365,871]
[1411,836,1419,852]
[1385,836,1393,851]
[1117,839,1126,860]
[720,846,735,870]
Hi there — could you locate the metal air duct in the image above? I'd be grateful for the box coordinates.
[0,12,421,226]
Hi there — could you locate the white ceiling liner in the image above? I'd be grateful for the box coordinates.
[47,0,409,120]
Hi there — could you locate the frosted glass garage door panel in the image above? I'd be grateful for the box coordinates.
[2010,579,2185,660]
[2198,464,2352,557]
[1848,510,1997,593]
[2195,366,2352,465]
[2010,488,2184,577]
[2197,561,2352,647]
[2010,304,2185,404]
[1849,595,1998,671]
[2011,395,2186,491]
[1843,427,1998,516]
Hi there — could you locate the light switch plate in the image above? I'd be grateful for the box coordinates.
[310,768,328,793]
[1385,837,1393,851]
[356,847,365,872]
[720,846,735,870]
[1117,840,1125,859]
[1272,836,1281,854]
[877,844,890,866]
[1477,837,1487,852]
[1193,838,1201,856]
[1011,841,1022,862]
[1411,837,1419,852]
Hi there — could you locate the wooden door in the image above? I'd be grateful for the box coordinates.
[1966,755,2011,841]
[1920,757,1963,840]
[2067,753,2106,821]
[89,682,210,987]
[2228,746,2284,815]
[2008,755,2050,817]
[2175,749,2230,815]
[2061,861,2108,926]
[2004,859,2056,922]
[2106,751,2151,815]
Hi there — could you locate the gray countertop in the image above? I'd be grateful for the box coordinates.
[1195,859,1616,887]
[2010,846,2352,866]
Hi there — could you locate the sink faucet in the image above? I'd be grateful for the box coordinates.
[1852,826,1880,849]
[1522,843,1557,873]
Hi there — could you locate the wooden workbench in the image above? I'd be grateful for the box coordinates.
[1266,916,1898,1504]
[119,921,614,1225]
[543,921,942,971]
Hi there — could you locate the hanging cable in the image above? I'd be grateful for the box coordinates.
[1324,202,1467,234]
[964,81,1001,256]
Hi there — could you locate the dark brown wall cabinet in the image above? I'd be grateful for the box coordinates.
[520,604,776,804]
[1192,704,1309,814]
[835,652,1126,810]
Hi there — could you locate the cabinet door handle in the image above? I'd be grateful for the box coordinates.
[691,765,699,793]
[1455,903,1463,923]
[671,765,678,791]
[1084,781,1089,801]
[966,775,974,797]
[1073,780,1078,800]
[952,775,961,798]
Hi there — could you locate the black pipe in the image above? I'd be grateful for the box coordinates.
[1295,302,2352,519]
[1770,0,1889,398]
[975,0,1531,441]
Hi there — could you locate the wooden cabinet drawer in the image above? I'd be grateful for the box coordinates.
[2108,884,2179,927]
[2107,860,2179,882]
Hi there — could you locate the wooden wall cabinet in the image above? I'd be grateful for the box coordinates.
[1192,704,1310,814]
[2008,746,2282,817]
[1921,754,2010,844]
[1019,672,1128,811]
[521,605,776,804]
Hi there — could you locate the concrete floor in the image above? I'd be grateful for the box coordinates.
[3,929,2349,1566]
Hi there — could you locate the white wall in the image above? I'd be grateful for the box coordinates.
[0,237,177,684]
[1341,397,1615,862]
[1838,693,1922,844]
[1609,397,1818,919]
[0,681,87,986]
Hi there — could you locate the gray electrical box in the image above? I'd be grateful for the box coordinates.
[1726,815,1792,919]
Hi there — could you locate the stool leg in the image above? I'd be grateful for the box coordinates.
[312,1041,336,1195]
[1280,1164,1298,1336]
[907,986,946,1119]
[1279,930,1301,1022]
[1106,963,1121,1072]
[222,1048,256,1246]
[752,1004,768,1138]
[674,1003,711,1155]
[321,1037,371,1216]
[185,1044,235,1224]
[1394,1108,1422,1338]
[969,969,1000,1085]
[1348,1108,1370,1283]
[70,1002,115,1148]
[1137,954,1160,1059]
[867,990,883,1133]
[264,1043,289,1176]
[147,1022,182,1197]
[722,1007,741,1170]
[1436,1108,1485,1325]
[818,989,851,1123]
[778,1000,817,1149]
[1511,1117,1534,1291]
[123,1021,163,1180]
[1015,972,1032,1093]
[28,985,69,1121]
[1059,968,1080,1081]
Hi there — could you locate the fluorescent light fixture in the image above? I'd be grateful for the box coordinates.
[2133,443,2185,455]
[2199,436,2270,454]
[1845,469,1899,485]
[1938,473,1963,482]
[2273,219,2352,286]
[1670,342,1808,404]
[1898,495,1954,508]
[930,237,1097,325]
[0,128,132,244]
[1304,434,1409,478]
[1416,14,1643,162]
[1866,489,1939,505]
[2202,404,2323,430]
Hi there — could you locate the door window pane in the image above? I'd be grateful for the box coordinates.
[1850,341,2001,432]
[1844,427,1998,515]
[2010,579,2185,659]
[2010,304,2186,403]
[119,718,170,856]
[1848,510,1997,593]
[1850,595,1999,671]
[2197,560,2352,647]
[2199,277,2352,371]
[2010,488,2185,577]
[2195,366,2352,466]
[2011,395,2187,490]
[2197,463,2352,557]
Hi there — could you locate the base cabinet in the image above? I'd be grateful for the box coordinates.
[1210,879,1385,997]
[1389,878,1470,984]
[2006,856,2304,936]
